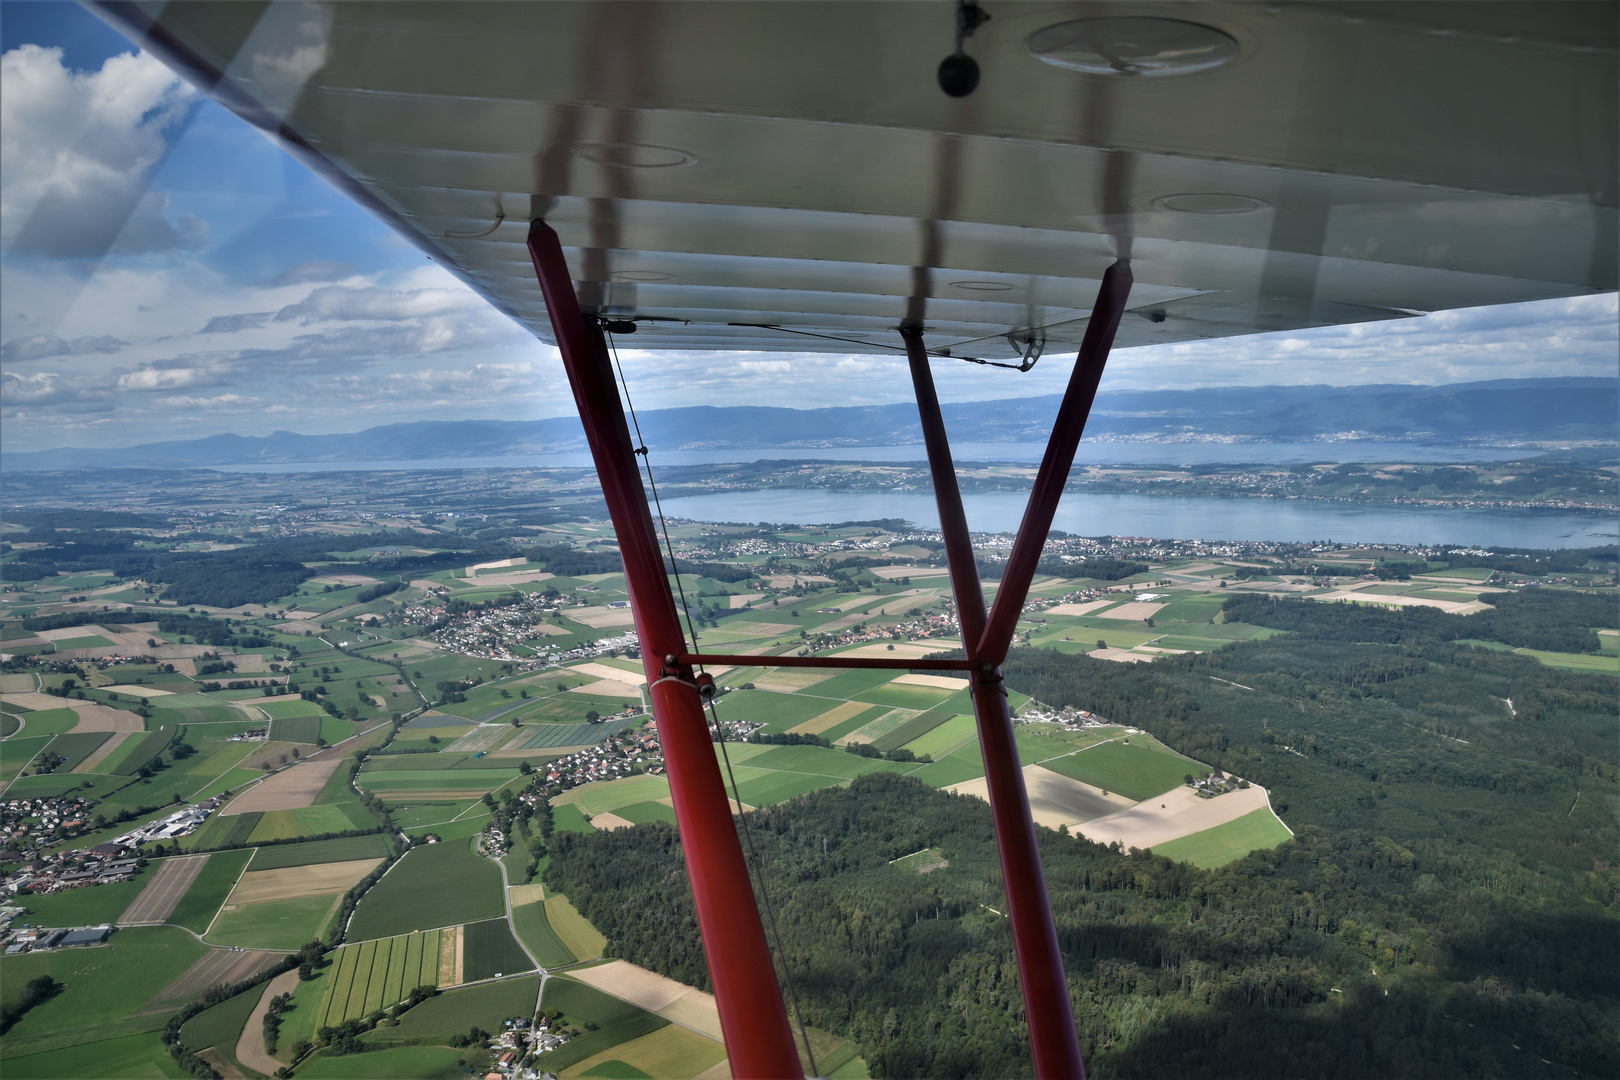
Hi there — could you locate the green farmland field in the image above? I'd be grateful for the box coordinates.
[104,727,173,775]
[207,894,342,950]
[6,708,78,738]
[368,975,542,1045]
[40,731,110,771]
[795,668,903,701]
[0,927,206,1051]
[854,683,956,710]
[346,839,503,940]
[0,735,50,781]
[245,804,361,842]
[0,1031,186,1079]
[260,699,326,720]
[23,870,148,927]
[1514,648,1620,673]
[552,803,592,834]
[179,985,260,1054]
[298,1045,464,1078]
[533,978,669,1073]
[544,895,605,961]
[513,719,627,749]
[1152,807,1294,868]
[869,697,968,754]
[268,715,322,743]
[615,800,677,826]
[1039,737,1208,802]
[711,689,834,734]
[319,929,445,1026]
[52,635,114,650]
[901,714,978,759]
[461,917,533,980]
[184,811,261,852]
[248,833,392,870]
[167,849,254,933]
[512,899,575,968]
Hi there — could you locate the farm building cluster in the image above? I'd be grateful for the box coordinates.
[111,796,224,847]
[3,842,138,897]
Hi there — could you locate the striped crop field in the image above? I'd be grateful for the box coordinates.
[384,932,410,1009]
[319,929,445,1028]
[514,719,628,749]
[362,937,390,1016]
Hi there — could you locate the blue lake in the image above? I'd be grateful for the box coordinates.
[655,489,1616,549]
[215,440,1538,472]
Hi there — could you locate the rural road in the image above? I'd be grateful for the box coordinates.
[489,839,550,1026]
[491,843,544,974]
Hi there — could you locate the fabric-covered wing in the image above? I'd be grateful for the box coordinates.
[96,1,1616,362]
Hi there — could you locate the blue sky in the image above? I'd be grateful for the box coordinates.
[1,1,1616,452]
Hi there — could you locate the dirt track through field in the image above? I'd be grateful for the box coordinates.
[73,730,132,773]
[228,858,382,905]
[236,969,300,1075]
[140,946,280,1013]
[221,757,343,814]
[121,854,211,924]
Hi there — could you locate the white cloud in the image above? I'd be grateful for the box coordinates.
[273,283,482,324]
[156,393,259,410]
[0,333,126,361]
[1,45,199,257]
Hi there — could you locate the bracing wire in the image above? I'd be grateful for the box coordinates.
[606,328,821,1078]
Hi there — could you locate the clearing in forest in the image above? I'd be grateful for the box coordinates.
[947,766,1132,830]
[1075,783,1274,850]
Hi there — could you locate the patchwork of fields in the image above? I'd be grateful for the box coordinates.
[0,540,1346,1079]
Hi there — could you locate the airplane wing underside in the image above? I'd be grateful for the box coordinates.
[100,1,1616,362]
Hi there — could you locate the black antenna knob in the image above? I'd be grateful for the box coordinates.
[938,53,980,97]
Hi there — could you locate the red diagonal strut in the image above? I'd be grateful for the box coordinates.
[527,221,804,1080]
[903,328,1085,1080]
[979,260,1133,666]
[900,259,1131,1079]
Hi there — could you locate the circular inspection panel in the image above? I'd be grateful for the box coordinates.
[1151,193,1271,215]
[1027,17,1241,76]
[610,271,676,282]
[572,143,697,168]
[949,280,1017,291]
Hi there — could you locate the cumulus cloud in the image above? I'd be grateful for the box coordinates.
[156,393,259,410]
[203,313,273,334]
[1,45,200,257]
[258,260,354,288]
[273,283,481,324]
[0,333,126,361]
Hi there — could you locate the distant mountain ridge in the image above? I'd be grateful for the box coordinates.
[3,378,1613,470]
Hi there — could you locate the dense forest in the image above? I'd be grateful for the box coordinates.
[548,599,1618,1078]
[1221,590,1618,654]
